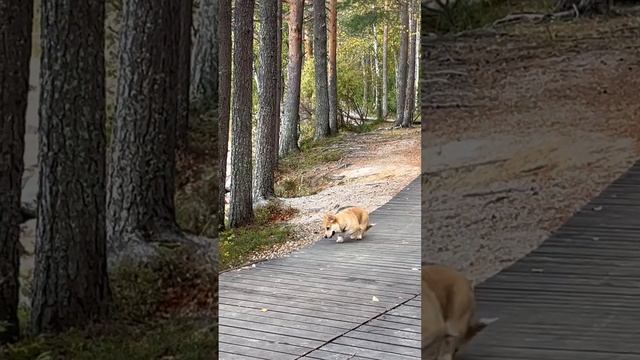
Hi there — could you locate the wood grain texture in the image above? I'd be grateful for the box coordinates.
[459,160,640,359]
[219,179,421,359]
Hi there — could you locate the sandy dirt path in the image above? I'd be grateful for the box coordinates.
[422,14,640,283]
[250,128,421,263]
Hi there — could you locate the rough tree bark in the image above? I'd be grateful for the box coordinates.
[229,0,255,228]
[275,0,283,164]
[382,1,389,118]
[372,24,383,121]
[313,0,330,139]
[328,0,338,134]
[31,0,111,335]
[254,0,279,203]
[176,0,193,146]
[0,0,32,344]
[394,1,409,127]
[218,0,232,229]
[402,0,417,128]
[280,0,305,157]
[191,0,219,112]
[107,0,186,262]
[362,54,369,107]
[414,10,420,114]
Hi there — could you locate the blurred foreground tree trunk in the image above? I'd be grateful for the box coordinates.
[0,0,33,344]
[176,0,192,146]
[32,0,111,335]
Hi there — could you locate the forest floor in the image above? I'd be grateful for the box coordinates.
[423,10,640,283]
[223,124,421,270]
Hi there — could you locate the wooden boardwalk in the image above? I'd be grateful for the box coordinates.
[219,179,421,360]
[460,161,640,359]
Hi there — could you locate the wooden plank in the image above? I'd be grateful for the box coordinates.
[219,178,420,359]
[460,160,640,358]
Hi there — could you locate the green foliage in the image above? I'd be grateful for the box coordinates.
[4,247,216,360]
[220,225,291,270]
[1,318,216,360]
[275,135,344,197]
[110,261,164,321]
[300,59,316,105]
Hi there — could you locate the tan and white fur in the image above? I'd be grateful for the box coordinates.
[422,265,497,360]
[322,207,375,243]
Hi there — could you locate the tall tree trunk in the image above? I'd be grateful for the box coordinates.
[0,0,32,344]
[218,0,232,229]
[313,0,330,139]
[275,0,283,164]
[414,12,420,114]
[327,0,338,134]
[280,0,305,157]
[254,0,278,203]
[32,0,111,335]
[362,55,368,108]
[372,25,383,121]
[382,1,389,118]
[107,0,185,261]
[395,51,400,115]
[229,0,255,228]
[176,0,193,146]
[191,0,219,112]
[394,1,409,127]
[402,0,417,128]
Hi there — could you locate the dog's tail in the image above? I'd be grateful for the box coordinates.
[366,223,376,231]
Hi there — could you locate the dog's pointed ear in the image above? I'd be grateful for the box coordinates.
[326,214,336,221]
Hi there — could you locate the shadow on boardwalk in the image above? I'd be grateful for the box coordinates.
[460,161,640,359]
[219,179,421,360]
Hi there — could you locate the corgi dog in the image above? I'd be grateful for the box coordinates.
[322,206,375,243]
[422,265,497,360]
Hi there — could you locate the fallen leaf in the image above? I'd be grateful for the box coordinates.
[260,308,268,312]
[372,296,379,302]
[531,268,544,273]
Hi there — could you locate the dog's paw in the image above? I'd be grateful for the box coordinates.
[336,236,344,243]
[349,234,356,239]
[356,235,363,240]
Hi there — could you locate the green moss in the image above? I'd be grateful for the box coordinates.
[219,224,291,271]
